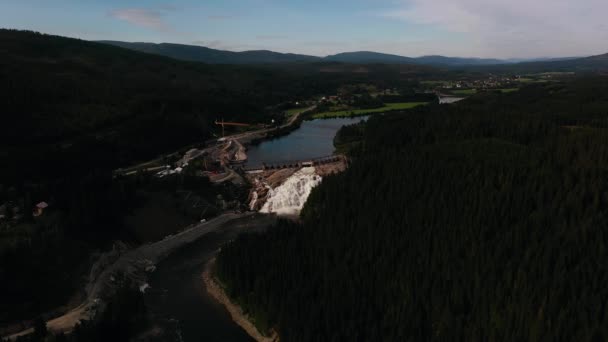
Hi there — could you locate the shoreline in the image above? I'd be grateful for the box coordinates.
[310,102,428,119]
[203,258,279,342]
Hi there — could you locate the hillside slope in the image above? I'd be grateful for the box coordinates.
[99,40,320,64]
[474,53,608,73]
[217,78,608,341]
[98,41,570,67]
[324,52,505,66]
[1,30,281,159]
[415,55,504,65]
[324,51,415,64]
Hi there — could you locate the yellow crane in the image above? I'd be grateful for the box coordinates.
[214,120,251,137]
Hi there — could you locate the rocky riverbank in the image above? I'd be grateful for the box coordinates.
[203,258,279,342]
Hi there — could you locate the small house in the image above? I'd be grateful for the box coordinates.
[33,202,49,217]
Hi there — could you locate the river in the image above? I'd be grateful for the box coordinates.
[144,214,277,342]
[144,117,366,341]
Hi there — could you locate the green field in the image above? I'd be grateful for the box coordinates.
[518,78,549,83]
[312,102,428,119]
[286,108,304,117]
[452,88,519,96]
[421,80,447,85]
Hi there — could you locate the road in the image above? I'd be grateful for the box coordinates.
[219,105,315,144]
[114,105,315,178]
[5,212,257,340]
[283,105,315,127]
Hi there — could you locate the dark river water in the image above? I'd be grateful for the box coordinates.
[144,117,366,341]
[145,214,276,342]
[246,116,368,167]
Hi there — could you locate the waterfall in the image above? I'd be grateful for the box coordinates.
[260,167,322,215]
[249,190,259,211]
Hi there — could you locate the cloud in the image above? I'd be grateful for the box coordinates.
[383,0,608,57]
[109,8,171,32]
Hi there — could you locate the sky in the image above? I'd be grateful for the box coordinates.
[1,0,607,59]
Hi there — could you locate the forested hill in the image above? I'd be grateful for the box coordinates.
[472,53,608,74]
[98,41,550,67]
[96,40,608,71]
[217,77,608,341]
[0,29,288,156]
[97,42,505,66]
[99,40,320,64]
[325,51,504,66]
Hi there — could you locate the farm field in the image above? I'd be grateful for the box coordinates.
[451,88,519,96]
[312,102,428,119]
[451,89,477,95]
[420,80,447,85]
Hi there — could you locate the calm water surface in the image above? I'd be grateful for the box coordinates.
[246,116,368,167]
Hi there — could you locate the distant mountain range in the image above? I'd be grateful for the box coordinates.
[324,51,506,66]
[473,53,608,73]
[97,41,583,67]
[97,41,319,64]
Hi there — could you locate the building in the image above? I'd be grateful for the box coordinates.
[0,203,6,220]
[33,202,48,217]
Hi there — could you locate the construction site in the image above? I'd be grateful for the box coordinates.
[112,105,352,214]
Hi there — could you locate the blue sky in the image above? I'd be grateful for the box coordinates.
[1,0,607,58]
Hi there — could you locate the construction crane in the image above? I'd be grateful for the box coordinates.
[215,120,251,137]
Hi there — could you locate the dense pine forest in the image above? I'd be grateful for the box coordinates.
[217,77,608,341]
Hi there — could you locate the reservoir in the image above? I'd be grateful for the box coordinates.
[246,116,368,167]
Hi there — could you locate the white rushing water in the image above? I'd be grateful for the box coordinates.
[260,167,322,216]
[139,283,150,293]
[249,190,259,211]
